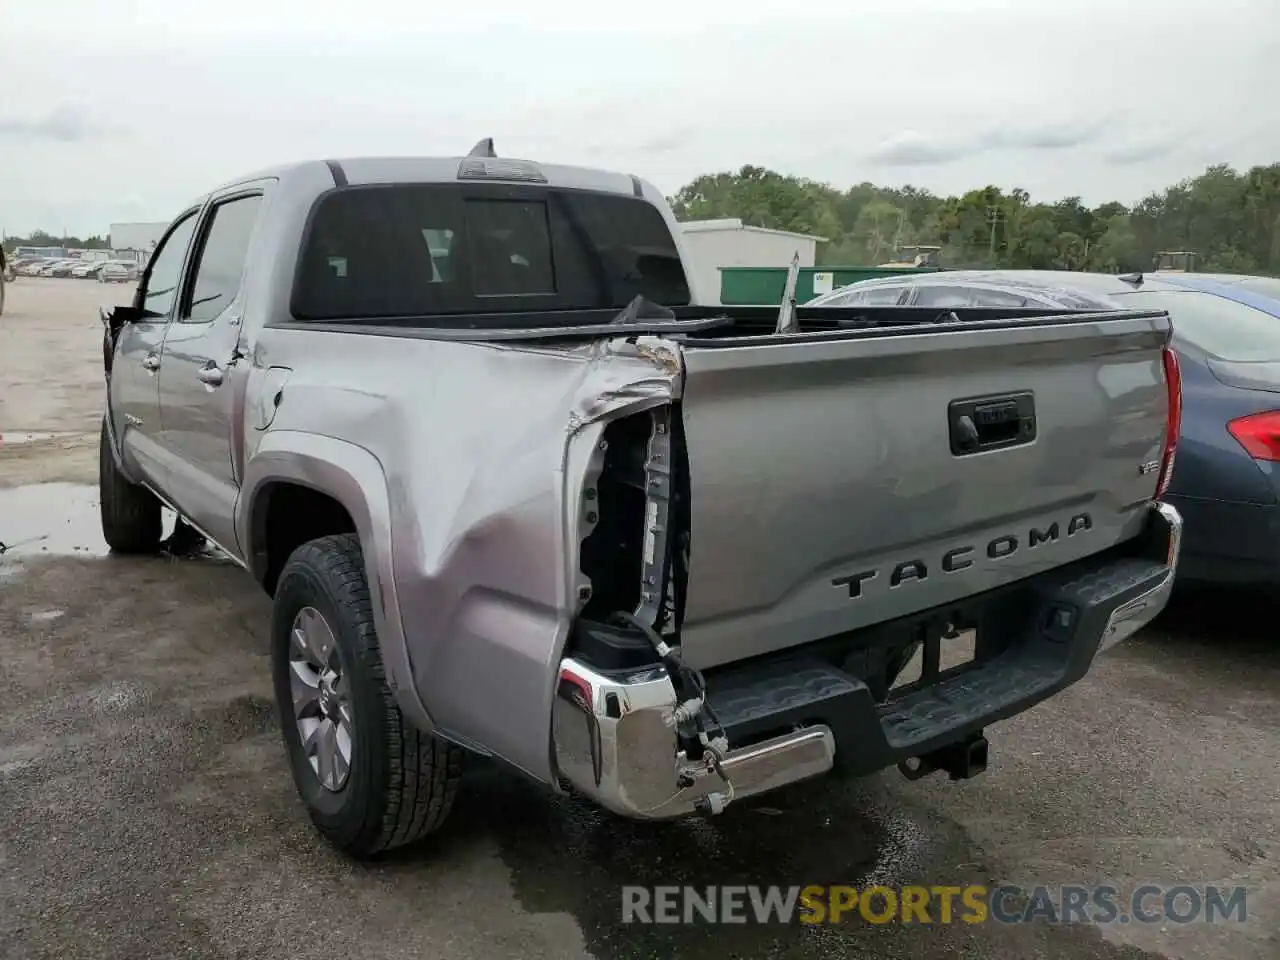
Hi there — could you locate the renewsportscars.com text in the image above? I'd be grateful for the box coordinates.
[621,884,1248,926]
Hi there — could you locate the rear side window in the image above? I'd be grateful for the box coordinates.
[1122,290,1280,361]
[184,194,263,323]
[291,184,691,323]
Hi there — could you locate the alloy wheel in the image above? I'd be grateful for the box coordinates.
[288,606,355,791]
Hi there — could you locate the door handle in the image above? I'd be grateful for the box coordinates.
[197,363,224,387]
[141,353,160,371]
[948,392,1036,456]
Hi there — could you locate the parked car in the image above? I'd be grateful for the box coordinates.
[36,259,77,277]
[71,260,107,279]
[98,260,138,283]
[19,259,54,276]
[98,147,1181,859]
[811,269,1280,588]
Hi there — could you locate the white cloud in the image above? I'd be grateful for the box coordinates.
[2,0,1278,235]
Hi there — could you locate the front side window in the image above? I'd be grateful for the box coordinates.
[291,184,691,324]
[183,194,263,323]
[141,212,198,318]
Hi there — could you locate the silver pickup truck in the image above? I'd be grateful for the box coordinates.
[98,142,1184,859]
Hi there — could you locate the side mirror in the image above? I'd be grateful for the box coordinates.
[101,304,146,334]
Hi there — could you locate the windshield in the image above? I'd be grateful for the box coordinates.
[1120,290,1280,361]
[1225,276,1280,302]
[292,183,691,323]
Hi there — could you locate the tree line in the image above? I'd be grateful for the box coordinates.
[668,162,1280,275]
[8,161,1280,275]
[2,230,110,252]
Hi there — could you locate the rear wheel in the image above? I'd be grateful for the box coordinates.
[98,417,163,553]
[272,533,464,859]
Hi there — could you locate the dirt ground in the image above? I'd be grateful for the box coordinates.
[0,277,128,487]
[1,278,1277,960]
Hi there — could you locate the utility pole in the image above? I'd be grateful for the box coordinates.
[985,205,1004,259]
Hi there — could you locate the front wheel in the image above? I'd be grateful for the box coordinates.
[98,417,162,552]
[271,533,464,859]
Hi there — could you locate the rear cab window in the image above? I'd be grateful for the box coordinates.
[1120,290,1280,361]
[291,183,691,324]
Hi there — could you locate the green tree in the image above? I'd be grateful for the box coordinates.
[664,160,1280,278]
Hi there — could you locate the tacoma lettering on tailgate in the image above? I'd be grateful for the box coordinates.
[832,512,1093,599]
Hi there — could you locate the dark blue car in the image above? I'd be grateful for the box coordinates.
[810,269,1280,588]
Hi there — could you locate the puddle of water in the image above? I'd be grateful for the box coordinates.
[0,483,116,558]
[0,483,175,559]
[0,431,79,445]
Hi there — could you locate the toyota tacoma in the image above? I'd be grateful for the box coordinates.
[98,140,1183,858]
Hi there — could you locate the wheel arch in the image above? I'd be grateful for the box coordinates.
[238,430,435,734]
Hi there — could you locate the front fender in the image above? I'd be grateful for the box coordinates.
[98,308,131,478]
[237,430,435,734]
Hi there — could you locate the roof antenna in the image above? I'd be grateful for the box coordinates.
[468,138,497,158]
[1117,271,1144,287]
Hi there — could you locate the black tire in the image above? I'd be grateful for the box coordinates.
[98,417,163,553]
[271,533,464,859]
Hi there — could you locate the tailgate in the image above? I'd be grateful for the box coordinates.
[674,312,1171,669]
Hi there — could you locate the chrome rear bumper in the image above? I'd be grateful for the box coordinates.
[551,659,834,819]
[1097,500,1182,653]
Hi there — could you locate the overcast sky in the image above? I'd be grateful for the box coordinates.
[2,0,1277,236]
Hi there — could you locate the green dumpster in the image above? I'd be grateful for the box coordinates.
[718,265,943,306]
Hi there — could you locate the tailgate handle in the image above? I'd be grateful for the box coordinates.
[949,392,1036,455]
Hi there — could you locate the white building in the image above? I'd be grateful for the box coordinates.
[678,218,826,305]
[108,222,168,256]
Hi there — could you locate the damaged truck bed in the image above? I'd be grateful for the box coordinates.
[98,142,1183,858]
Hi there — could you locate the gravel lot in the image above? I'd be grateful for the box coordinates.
[1,278,1277,960]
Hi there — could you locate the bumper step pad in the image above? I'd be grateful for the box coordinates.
[703,555,1170,773]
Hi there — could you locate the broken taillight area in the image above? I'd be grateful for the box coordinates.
[1227,409,1280,462]
[571,406,690,670]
